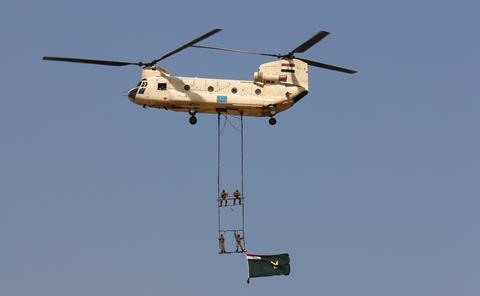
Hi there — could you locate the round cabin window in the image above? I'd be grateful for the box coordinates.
[184,84,191,91]
[231,87,237,94]
[208,86,214,92]
[255,88,262,95]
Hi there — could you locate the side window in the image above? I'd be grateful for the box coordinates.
[158,83,167,91]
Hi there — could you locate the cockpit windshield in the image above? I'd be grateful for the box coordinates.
[138,80,148,94]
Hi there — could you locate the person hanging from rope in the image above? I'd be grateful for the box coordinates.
[218,233,226,254]
[219,189,228,207]
[233,189,242,205]
[234,231,245,252]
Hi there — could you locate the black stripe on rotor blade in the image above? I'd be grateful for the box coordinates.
[152,28,222,64]
[42,56,141,66]
[298,57,357,74]
[290,31,330,54]
[191,45,280,58]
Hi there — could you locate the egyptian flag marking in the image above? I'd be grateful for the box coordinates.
[281,63,295,73]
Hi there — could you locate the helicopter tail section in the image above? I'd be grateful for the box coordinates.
[255,58,308,91]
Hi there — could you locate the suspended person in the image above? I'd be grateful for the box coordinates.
[233,189,242,205]
[234,232,245,252]
[219,189,228,207]
[219,233,226,254]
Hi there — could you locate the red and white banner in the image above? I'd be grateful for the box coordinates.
[246,253,261,260]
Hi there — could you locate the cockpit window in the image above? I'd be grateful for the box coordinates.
[138,80,148,94]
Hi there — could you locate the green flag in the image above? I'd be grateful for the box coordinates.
[246,253,290,279]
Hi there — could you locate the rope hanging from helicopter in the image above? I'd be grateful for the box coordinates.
[219,115,242,139]
[217,114,244,194]
[217,113,246,254]
[217,114,244,192]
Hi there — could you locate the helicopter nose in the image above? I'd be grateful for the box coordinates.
[128,87,138,101]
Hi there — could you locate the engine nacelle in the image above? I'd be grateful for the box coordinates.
[253,72,287,84]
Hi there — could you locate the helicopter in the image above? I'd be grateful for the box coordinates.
[43,29,356,125]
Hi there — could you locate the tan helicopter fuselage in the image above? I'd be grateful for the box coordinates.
[128,59,309,117]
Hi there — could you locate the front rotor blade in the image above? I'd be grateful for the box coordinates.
[42,56,143,67]
[290,31,330,54]
[191,45,280,58]
[151,28,222,65]
[298,57,357,74]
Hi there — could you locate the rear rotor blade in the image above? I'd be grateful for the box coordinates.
[150,28,222,65]
[298,57,357,74]
[191,45,280,58]
[290,31,330,54]
[42,56,143,67]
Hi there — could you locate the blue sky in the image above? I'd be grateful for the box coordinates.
[1,0,479,295]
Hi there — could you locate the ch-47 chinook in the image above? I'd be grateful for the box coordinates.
[43,29,356,125]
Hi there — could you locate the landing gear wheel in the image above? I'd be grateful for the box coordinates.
[189,109,196,116]
[268,117,277,126]
[189,116,197,125]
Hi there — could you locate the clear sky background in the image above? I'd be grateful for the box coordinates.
[1,0,479,295]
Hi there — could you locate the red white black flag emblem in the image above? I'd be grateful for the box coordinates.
[281,63,295,73]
